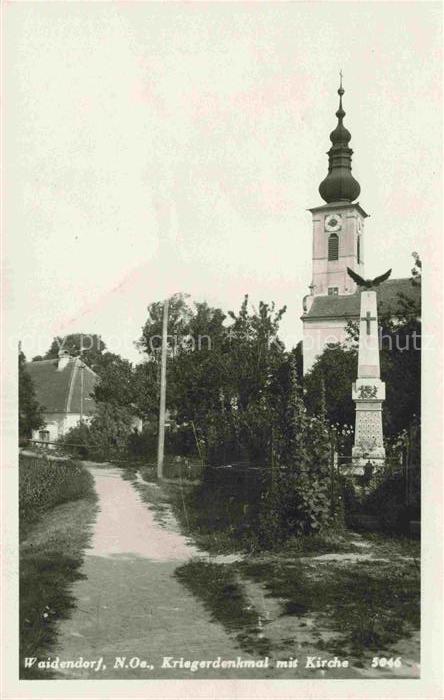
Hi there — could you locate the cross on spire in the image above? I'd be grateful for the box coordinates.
[319,73,360,203]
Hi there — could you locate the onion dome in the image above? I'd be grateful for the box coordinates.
[319,76,361,203]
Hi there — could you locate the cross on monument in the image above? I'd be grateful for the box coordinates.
[362,310,376,335]
[352,291,386,468]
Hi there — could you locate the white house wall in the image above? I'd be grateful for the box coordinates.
[32,411,141,445]
[31,412,93,444]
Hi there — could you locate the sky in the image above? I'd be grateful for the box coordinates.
[5,2,442,363]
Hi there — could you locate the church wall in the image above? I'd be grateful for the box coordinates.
[302,318,353,374]
[312,215,324,260]
[311,206,365,296]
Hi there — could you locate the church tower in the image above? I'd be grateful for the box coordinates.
[306,78,367,301]
[301,77,419,376]
[302,78,369,374]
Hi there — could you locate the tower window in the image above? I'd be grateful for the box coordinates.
[357,235,361,264]
[328,287,339,296]
[328,233,339,261]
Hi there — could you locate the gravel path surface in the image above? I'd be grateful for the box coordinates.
[52,465,282,679]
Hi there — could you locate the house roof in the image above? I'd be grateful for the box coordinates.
[303,278,421,321]
[25,358,98,415]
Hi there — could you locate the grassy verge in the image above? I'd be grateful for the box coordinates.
[239,555,420,663]
[175,560,272,656]
[136,476,361,556]
[136,472,419,670]
[132,477,247,554]
[173,555,419,667]
[19,455,98,679]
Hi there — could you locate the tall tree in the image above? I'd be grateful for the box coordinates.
[19,351,44,440]
[131,361,160,421]
[137,294,194,359]
[137,293,288,465]
[44,333,106,372]
[304,343,357,428]
[92,352,136,408]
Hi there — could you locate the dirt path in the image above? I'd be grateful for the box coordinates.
[51,465,293,679]
[52,465,417,681]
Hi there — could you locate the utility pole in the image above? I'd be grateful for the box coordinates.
[79,361,84,423]
[157,297,169,479]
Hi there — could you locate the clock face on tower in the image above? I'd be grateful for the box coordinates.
[325,213,342,232]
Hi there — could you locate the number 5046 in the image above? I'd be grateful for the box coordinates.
[371,657,402,669]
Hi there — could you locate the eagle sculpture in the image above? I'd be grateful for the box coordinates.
[347,267,392,289]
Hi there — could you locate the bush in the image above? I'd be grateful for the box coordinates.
[340,460,420,535]
[166,424,201,459]
[19,454,94,533]
[57,403,137,461]
[56,422,91,459]
[258,467,334,547]
[257,360,335,547]
[364,472,412,533]
[126,423,158,459]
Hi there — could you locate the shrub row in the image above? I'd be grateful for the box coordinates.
[19,454,95,531]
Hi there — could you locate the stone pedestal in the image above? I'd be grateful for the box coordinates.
[352,291,386,472]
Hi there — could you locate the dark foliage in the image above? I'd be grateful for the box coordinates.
[43,333,106,373]
[19,351,45,440]
[57,403,137,461]
[138,293,288,467]
[19,454,94,535]
[304,344,357,428]
[258,357,333,545]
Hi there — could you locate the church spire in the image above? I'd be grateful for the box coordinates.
[319,74,361,204]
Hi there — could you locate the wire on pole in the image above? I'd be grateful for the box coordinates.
[157,297,169,480]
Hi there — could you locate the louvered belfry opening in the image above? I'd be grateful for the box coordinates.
[328,233,339,261]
